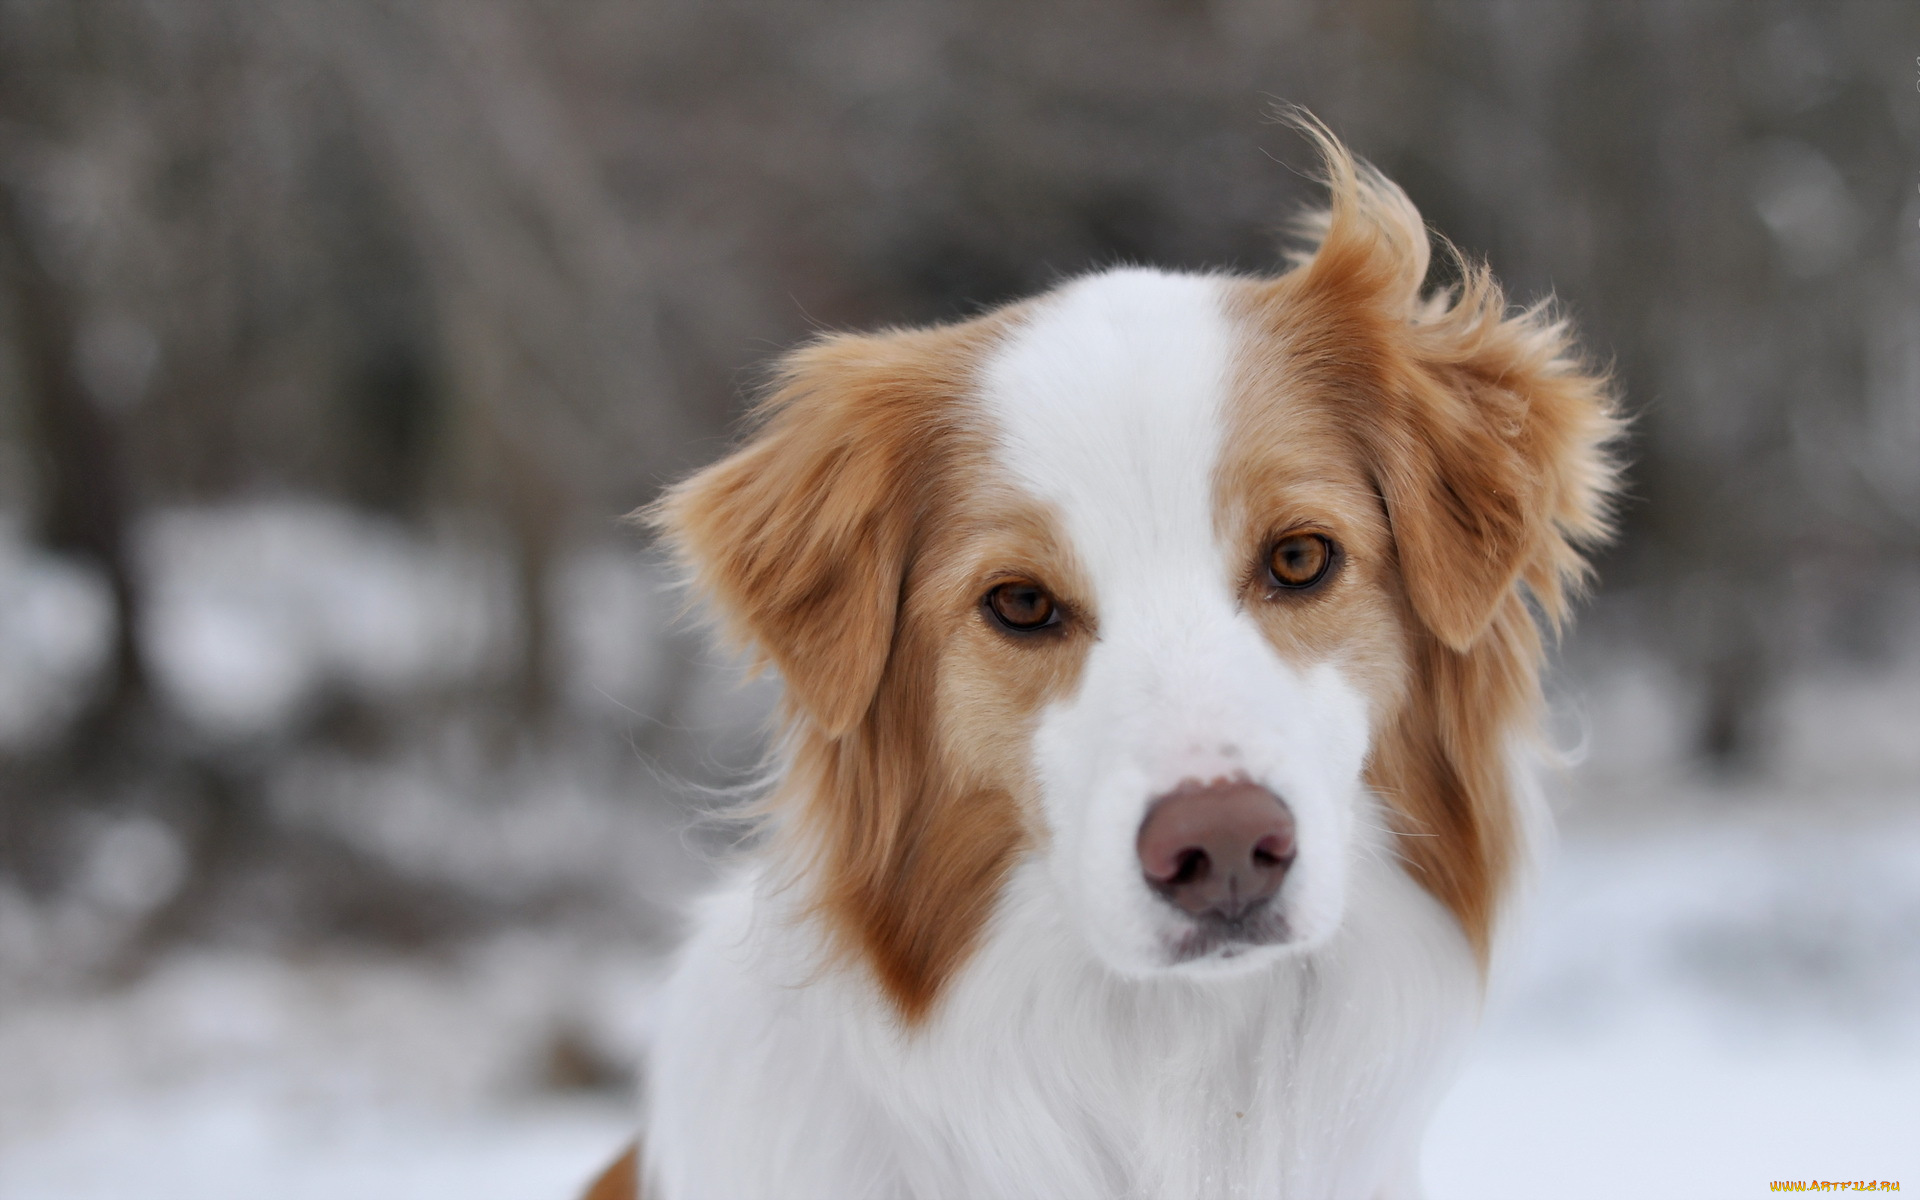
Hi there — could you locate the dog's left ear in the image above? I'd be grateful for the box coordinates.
[1283,123,1621,650]
[1366,319,1619,651]
[644,327,974,737]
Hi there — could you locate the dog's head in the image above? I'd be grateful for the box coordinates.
[650,125,1619,1021]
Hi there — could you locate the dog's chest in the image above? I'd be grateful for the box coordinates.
[841,859,1479,1200]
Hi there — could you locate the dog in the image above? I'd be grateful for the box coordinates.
[590,119,1620,1200]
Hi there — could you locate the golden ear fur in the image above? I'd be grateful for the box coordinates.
[643,326,980,738]
[1265,113,1624,957]
[644,316,1019,1024]
[1280,111,1623,650]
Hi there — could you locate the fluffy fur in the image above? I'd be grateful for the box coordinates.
[619,120,1620,1200]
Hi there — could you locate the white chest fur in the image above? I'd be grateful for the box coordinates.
[643,803,1480,1200]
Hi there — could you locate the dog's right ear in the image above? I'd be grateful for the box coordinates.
[644,327,974,739]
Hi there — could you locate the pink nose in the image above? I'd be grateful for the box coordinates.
[1136,778,1296,921]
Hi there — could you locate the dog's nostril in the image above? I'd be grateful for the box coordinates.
[1169,848,1210,886]
[1137,778,1295,921]
[1250,831,1294,869]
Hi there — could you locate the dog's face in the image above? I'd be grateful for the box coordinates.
[653,134,1617,1019]
[965,269,1407,976]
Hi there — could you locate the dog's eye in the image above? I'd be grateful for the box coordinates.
[1266,534,1334,590]
[984,581,1060,633]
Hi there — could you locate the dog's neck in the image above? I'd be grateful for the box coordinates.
[747,794,1484,1199]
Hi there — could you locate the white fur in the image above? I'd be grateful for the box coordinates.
[648,828,1476,1199]
[980,268,1372,975]
[642,268,1488,1199]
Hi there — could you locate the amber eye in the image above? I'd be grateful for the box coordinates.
[1266,533,1334,590]
[984,580,1060,633]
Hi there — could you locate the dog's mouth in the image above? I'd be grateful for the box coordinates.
[1162,903,1293,964]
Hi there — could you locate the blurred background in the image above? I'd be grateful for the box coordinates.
[0,1,1915,1196]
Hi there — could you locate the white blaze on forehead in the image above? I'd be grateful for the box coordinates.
[977,268,1236,610]
[975,268,1372,972]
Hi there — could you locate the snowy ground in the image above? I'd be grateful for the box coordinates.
[1426,798,1920,1198]
[5,802,1914,1200]
[0,937,659,1199]
[7,800,1915,1200]
[1419,646,1920,1200]
[2,504,1916,1198]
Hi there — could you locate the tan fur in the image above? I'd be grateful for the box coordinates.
[646,307,1101,1023]
[1226,115,1622,959]
[647,322,1005,738]
[580,1140,638,1200]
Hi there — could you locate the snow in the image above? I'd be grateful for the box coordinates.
[1423,634,1920,1197]
[1425,808,1920,1198]
[6,804,1912,1199]
[138,503,507,735]
[1429,1032,1917,1198]
[0,521,114,746]
[1,1092,634,1200]
[0,939,661,1200]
